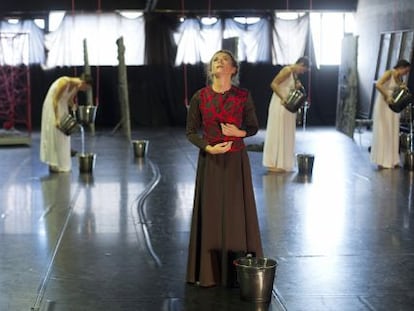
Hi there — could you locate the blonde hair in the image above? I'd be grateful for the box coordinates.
[206,50,239,84]
[80,73,93,85]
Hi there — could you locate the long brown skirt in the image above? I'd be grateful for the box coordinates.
[186,149,263,287]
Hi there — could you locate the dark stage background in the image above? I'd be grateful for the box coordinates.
[29,63,339,130]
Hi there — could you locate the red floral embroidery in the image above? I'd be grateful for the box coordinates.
[198,86,247,151]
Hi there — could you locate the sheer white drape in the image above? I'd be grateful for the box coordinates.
[174,19,222,65]
[272,14,309,65]
[0,20,45,65]
[174,15,308,65]
[174,17,272,65]
[44,12,145,67]
[224,18,271,62]
[310,12,348,66]
[0,12,310,67]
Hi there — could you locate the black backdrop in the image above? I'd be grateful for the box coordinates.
[28,63,339,130]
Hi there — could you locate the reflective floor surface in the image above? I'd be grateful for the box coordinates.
[1,126,414,311]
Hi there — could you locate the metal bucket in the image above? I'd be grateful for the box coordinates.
[132,140,149,158]
[400,133,412,152]
[284,89,306,113]
[78,153,96,174]
[234,256,277,303]
[76,105,97,125]
[400,105,413,123]
[78,173,95,185]
[389,87,412,113]
[404,152,414,171]
[297,153,315,175]
[58,113,78,136]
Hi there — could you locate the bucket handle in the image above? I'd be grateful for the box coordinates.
[233,252,254,266]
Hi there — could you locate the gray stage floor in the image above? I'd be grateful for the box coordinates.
[1,126,413,311]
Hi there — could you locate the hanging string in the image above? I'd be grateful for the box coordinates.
[181,0,190,107]
[71,0,77,77]
[181,0,185,16]
[392,0,396,32]
[206,0,213,86]
[95,0,102,106]
[307,0,312,107]
[392,0,398,38]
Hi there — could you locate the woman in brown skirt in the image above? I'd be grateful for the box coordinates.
[185,50,263,287]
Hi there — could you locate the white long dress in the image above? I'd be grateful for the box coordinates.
[40,78,77,172]
[263,72,296,171]
[370,75,400,168]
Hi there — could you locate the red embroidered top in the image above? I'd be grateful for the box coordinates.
[186,85,259,152]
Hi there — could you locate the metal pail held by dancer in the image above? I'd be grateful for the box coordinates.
[58,113,79,136]
[389,87,412,113]
[284,89,306,113]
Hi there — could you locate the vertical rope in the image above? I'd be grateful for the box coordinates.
[181,0,185,16]
[181,0,189,107]
[183,65,189,107]
[307,0,312,106]
[392,0,397,33]
[208,0,214,86]
[95,0,102,105]
[71,0,77,77]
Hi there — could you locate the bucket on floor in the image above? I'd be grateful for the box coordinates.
[404,152,414,171]
[400,133,412,152]
[234,256,277,303]
[78,173,95,185]
[132,140,149,158]
[78,153,96,174]
[297,153,315,175]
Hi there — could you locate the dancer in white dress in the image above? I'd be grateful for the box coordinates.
[40,75,91,173]
[263,57,309,172]
[370,59,411,169]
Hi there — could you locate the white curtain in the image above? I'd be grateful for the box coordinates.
[0,13,310,67]
[0,20,45,65]
[174,15,307,65]
[44,12,145,67]
[272,13,309,65]
[174,17,271,65]
[174,19,222,65]
[224,18,271,62]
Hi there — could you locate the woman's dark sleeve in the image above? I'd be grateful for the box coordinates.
[243,91,259,137]
[186,91,209,150]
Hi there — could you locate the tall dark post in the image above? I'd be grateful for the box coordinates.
[115,36,131,140]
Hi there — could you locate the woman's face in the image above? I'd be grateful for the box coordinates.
[400,66,411,76]
[78,81,91,91]
[297,63,309,75]
[210,52,237,78]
